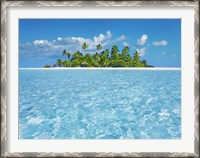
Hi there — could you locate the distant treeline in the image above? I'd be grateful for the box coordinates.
[44,42,153,68]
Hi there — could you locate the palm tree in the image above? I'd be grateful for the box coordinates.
[62,60,71,67]
[111,45,119,60]
[133,51,141,67]
[78,51,83,57]
[85,53,93,62]
[93,52,101,63]
[133,51,140,63]
[100,49,110,67]
[51,43,153,68]
[66,52,71,60]
[57,59,62,67]
[104,49,110,56]
[72,51,81,60]
[82,42,88,55]
[62,50,67,60]
[125,54,132,65]
[96,44,102,54]
[122,46,129,59]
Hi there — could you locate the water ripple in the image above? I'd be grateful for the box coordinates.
[19,70,181,139]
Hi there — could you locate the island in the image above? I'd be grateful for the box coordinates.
[44,42,153,68]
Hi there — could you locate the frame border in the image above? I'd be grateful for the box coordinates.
[1,0,199,157]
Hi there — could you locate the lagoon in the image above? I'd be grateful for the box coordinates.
[19,69,181,139]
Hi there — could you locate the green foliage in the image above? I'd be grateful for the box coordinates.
[122,46,129,59]
[62,60,71,67]
[111,45,119,60]
[93,53,101,63]
[82,42,88,55]
[96,44,102,51]
[72,51,83,60]
[71,59,81,67]
[92,61,100,67]
[66,52,71,60]
[133,51,140,63]
[48,43,153,68]
[111,60,127,67]
[62,50,71,61]
[44,64,51,68]
[62,50,67,60]
[57,59,62,67]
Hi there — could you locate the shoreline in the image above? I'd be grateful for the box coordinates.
[19,67,181,70]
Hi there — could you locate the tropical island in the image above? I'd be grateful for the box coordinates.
[44,42,153,68]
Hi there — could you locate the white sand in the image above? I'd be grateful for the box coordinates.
[19,67,181,70]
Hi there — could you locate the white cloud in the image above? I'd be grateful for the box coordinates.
[136,48,147,56]
[69,37,91,45]
[20,31,127,58]
[137,34,148,46]
[57,37,62,41]
[115,35,126,42]
[122,42,129,47]
[106,30,112,39]
[152,40,168,46]
[33,40,49,46]
[94,34,105,43]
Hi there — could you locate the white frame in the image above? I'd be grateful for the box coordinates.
[1,1,199,157]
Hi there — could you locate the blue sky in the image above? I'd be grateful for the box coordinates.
[19,19,181,68]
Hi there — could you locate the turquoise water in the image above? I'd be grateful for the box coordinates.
[19,69,181,139]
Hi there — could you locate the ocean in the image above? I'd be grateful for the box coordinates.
[19,69,181,139]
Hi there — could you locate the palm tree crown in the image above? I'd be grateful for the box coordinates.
[82,42,88,55]
[45,42,153,68]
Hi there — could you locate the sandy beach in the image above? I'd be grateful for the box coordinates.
[19,67,181,70]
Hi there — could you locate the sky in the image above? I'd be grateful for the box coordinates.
[19,19,181,68]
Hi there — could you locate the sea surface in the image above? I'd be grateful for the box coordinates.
[19,69,181,139]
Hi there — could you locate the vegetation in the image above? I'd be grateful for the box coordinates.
[44,64,51,68]
[44,42,153,68]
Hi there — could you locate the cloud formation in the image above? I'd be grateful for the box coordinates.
[115,35,126,42]
[33,40,49,46]
[136,48,147,56]
[122,42,129,46]
[137,34,148,46]
[20,30,169,60]
[152,40,168,46]
[20,31,126,58]
[57,37,62,41]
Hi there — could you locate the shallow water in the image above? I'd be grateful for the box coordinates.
[19,69,181,139]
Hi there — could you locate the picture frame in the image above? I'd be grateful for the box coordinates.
[1,0,199,157]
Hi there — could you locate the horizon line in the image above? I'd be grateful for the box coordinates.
[19,67,181,70]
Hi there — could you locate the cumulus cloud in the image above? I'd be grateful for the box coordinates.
[137,34,148,46]
[33,40,49,46]
[19,31,127,58]
[152,40,168,46]
[122,42,129,47]
[106,30,112,39]
[57,37,62,41]
[136,48,147,56]
[94,34,105,43]
[115,35,126,42]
